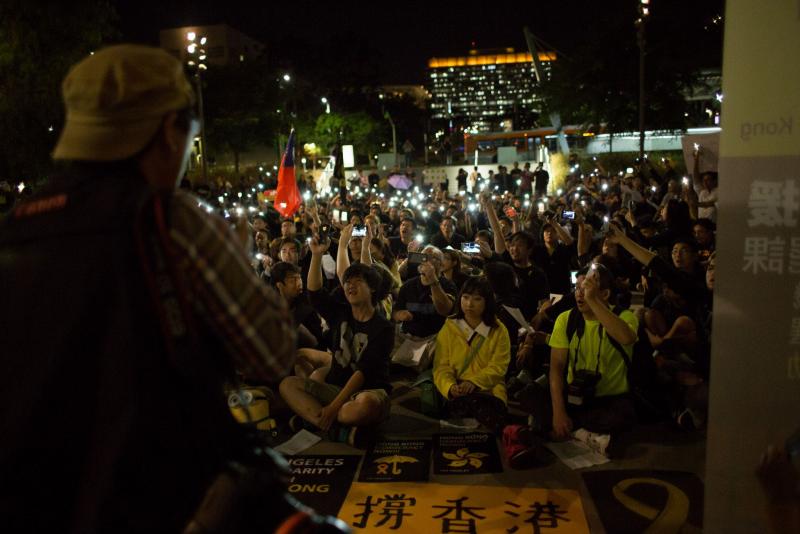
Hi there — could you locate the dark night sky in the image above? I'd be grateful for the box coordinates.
[110,0,723,84]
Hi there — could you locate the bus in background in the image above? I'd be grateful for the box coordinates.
[462,127,720,163]
[463,126,586,163]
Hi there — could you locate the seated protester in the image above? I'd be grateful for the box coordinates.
[670,237,706,289]
[339,223,396,320]
[441,248,471,293]
[605,224,709,379]
[393,245,456,339]
[388,217,417,261]
[481,191,550,318]
[433,277,511,433]
[532,217,577,296]
[368,237,401,293]
[272,261,323,349]
[280,217,302,241]
[253,228,273,279]
[628,198,694,261]
[484,261,525,352]
[470,229,496,267]
[692,218,715,266]
[271,236,316,288]
[523,264,638,442]
[347,230,364,263]
[279,236,394,447]
[431,216,465,251]
[369,201,388,223]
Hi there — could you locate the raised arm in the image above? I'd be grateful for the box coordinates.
[307,235,330,292]
[582,272,637,345]
[606,222,656,267]
[548,214,574,246]
[577,222,592,258]
[481,191,507,255]
[337,223,354,284]
[360,223,374,265]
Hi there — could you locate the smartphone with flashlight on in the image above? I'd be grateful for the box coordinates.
[461,242,481,254]
[408,252,428,265]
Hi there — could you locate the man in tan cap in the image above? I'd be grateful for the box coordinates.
[0,45,297,532]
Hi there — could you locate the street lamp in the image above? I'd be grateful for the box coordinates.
[320,96,330,114]
[186,31,209,182]
[635,0,650,161]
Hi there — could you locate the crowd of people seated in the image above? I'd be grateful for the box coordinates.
[218,151,717,452]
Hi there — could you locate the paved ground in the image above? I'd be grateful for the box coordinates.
[272,373,707,533]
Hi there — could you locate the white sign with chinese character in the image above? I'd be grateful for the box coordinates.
[705,0,800,532]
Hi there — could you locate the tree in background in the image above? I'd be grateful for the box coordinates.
[297,112,385,165]
[537,0,724,135]
[0,0,118,184]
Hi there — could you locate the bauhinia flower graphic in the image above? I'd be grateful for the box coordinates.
[443,447,489,468]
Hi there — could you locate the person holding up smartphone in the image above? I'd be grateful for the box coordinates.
[393,245,456,339]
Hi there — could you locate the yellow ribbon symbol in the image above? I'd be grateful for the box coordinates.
[612,477,697,533]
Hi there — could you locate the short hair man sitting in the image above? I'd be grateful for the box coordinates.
[279,236,394,447]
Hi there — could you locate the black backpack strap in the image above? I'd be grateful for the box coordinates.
[565,307,581,342]
[566,305,631,368]
[607,305,631,368]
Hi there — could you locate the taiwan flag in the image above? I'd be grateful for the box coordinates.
[274,129,301,218]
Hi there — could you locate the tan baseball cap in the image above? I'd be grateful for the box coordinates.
[53,44,195,161]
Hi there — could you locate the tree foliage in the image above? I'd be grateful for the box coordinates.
[302,111,385,162]
[537,0,724,134]
[0,0,118,183]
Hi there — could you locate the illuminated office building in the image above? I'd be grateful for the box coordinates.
[427,48,555,134]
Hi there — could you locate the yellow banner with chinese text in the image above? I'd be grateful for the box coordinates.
[338,482,589,533]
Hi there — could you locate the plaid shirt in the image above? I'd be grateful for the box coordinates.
[168,192,295,382]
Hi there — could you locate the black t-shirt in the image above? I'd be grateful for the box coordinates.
[388,236,410,260]
[534,169,550,191]
[292,295,324,348]
[532,243,576,296]
[309,289,394,391]
[395,275,457,338]
[499,251,550,318]
[431,232,465,251]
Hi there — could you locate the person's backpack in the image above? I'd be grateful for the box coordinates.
[565,306,668,421]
